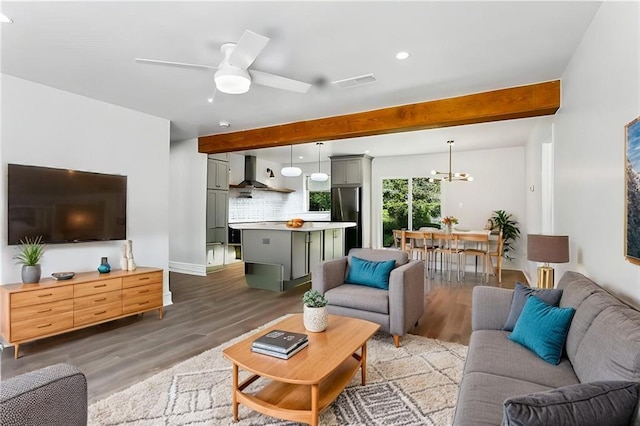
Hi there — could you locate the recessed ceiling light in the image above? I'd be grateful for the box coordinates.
[365,150,370,154]
[219,120,230,128]
[207,98,214,103]
[1,13,13,23]
[396,51,410,60]
[298,156,304,159]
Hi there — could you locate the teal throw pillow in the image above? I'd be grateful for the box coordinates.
[508,295,575,365]
[345,256,396,290]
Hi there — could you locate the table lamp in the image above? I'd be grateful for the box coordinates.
[527,234,569,288]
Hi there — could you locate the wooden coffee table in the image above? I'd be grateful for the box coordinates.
[222,314,379,426]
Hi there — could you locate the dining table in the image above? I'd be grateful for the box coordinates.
[393,228,494,282]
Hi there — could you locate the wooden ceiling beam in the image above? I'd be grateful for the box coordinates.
[198,80,560,154]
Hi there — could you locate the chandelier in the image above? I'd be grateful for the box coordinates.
[428,140,473,182]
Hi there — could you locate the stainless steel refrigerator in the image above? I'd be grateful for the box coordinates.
[331,186,361,254]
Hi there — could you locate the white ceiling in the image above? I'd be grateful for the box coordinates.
[1,1,600,163]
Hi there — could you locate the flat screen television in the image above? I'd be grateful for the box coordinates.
[8,164,127,245]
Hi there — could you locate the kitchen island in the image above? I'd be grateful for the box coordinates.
[229,222,356,292]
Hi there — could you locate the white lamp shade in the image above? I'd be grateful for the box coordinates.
[281,166,302,177]
[214,69,251,94]
[310,172,329,182]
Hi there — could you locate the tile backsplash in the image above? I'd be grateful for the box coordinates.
[229,188,302,222]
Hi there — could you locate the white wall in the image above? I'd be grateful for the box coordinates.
[372,146,526,269]
[553,2,640,304]
[1,75,172,305]
[169,138,207,274]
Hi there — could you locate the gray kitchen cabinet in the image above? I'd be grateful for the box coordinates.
[323,228,344,260]
[206,189,228,243]
[331,158,362,185]
[207,158,229,190]
[308,230,323,274]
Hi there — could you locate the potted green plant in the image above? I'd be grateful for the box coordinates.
[14,236,45,283]
[490,210,521,261]
[302,289,328,332]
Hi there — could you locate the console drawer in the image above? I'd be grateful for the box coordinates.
[12,311,74,341]
[11,286,73,309]
[123,283,162,315]
[74,278,122,298]
[74,301,122,327]
[122,271,162,289]
[11,298,73,323]
[74,290,122,311]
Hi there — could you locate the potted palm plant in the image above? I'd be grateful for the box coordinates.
[302,289,328,332]
[491,210,521,261]
[14,236,45,283]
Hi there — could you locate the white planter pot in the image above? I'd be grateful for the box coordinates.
[303,305,328,332]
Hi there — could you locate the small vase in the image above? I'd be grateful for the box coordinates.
[97,257,111,274]
[445,224,453,234]
[21,264,41,284]
[303,305,328,332]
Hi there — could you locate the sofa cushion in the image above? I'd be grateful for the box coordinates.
[508,296,575,365]
[502,381,640,426]
[345,256,395,289]
[453,372,553,426]
[502,282,563,332]
[325,284,389,314]
[572,303,640,384]
[466,330,579,389]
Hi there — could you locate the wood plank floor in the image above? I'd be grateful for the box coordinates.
[0,262,525,404]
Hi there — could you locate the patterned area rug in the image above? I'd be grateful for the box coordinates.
[89,316,467,425]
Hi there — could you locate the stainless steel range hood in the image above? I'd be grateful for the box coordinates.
[231,155,294,193]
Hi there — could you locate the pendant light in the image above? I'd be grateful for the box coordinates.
[428,140,473,182]
[281,145,302,177]
[310,142,329,182]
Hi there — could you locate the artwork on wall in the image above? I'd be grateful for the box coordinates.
[625,116,640,264]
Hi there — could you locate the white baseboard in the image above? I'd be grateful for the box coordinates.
[163,291,173,306]
[168,261,207,276]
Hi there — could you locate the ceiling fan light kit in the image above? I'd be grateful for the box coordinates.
[281,145,302,177]
[214,68,251,94]
[428,140,473,183]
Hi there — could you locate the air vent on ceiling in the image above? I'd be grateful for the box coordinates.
[332,73,377,89]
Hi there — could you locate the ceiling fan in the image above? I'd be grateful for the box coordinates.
[135,30,312,97]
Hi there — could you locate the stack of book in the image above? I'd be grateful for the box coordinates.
[251,329,308,359]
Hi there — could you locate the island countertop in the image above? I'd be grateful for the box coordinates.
[229,222,356,231]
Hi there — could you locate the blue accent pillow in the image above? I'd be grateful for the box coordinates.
[508,296,575,365]
[502,282,563,332]
[345,256,396,290]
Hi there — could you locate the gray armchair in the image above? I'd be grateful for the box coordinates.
[312,248,425,347]
[0,363,87,426]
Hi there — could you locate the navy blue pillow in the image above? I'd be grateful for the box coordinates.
[503,282,563,332]
[508,296,575,365]
[345,256,396,290]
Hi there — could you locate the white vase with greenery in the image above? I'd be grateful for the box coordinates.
[302,289,328,332]
[14,236,45,284]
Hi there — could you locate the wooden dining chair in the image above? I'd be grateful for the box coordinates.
[457,233,490,283]
[488,230,504,284]
[403,231,429,263]
[432,233,462,282]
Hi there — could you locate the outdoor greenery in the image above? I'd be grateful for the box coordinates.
[302,289,328,308]
[382,178,441,247]
[14,236,45,266]
[309,191,331,211]
[491,210,521,261]
[627,161,640,258]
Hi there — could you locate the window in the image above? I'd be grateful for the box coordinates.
[306,175,331,211]
[382,177,441,247]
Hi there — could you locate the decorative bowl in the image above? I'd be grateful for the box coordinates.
[51,272,76,280]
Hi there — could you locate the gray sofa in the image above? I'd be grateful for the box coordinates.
[312,248,424,347]
[454,271,640,425]
[0,363,87,426]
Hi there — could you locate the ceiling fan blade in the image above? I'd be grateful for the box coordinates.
[135,58,218,71]
[228,30,269,69]
[249,69,311,94]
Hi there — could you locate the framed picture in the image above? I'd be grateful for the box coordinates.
[625,116,640,264]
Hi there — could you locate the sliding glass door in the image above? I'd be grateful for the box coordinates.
[382,177,441,247]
